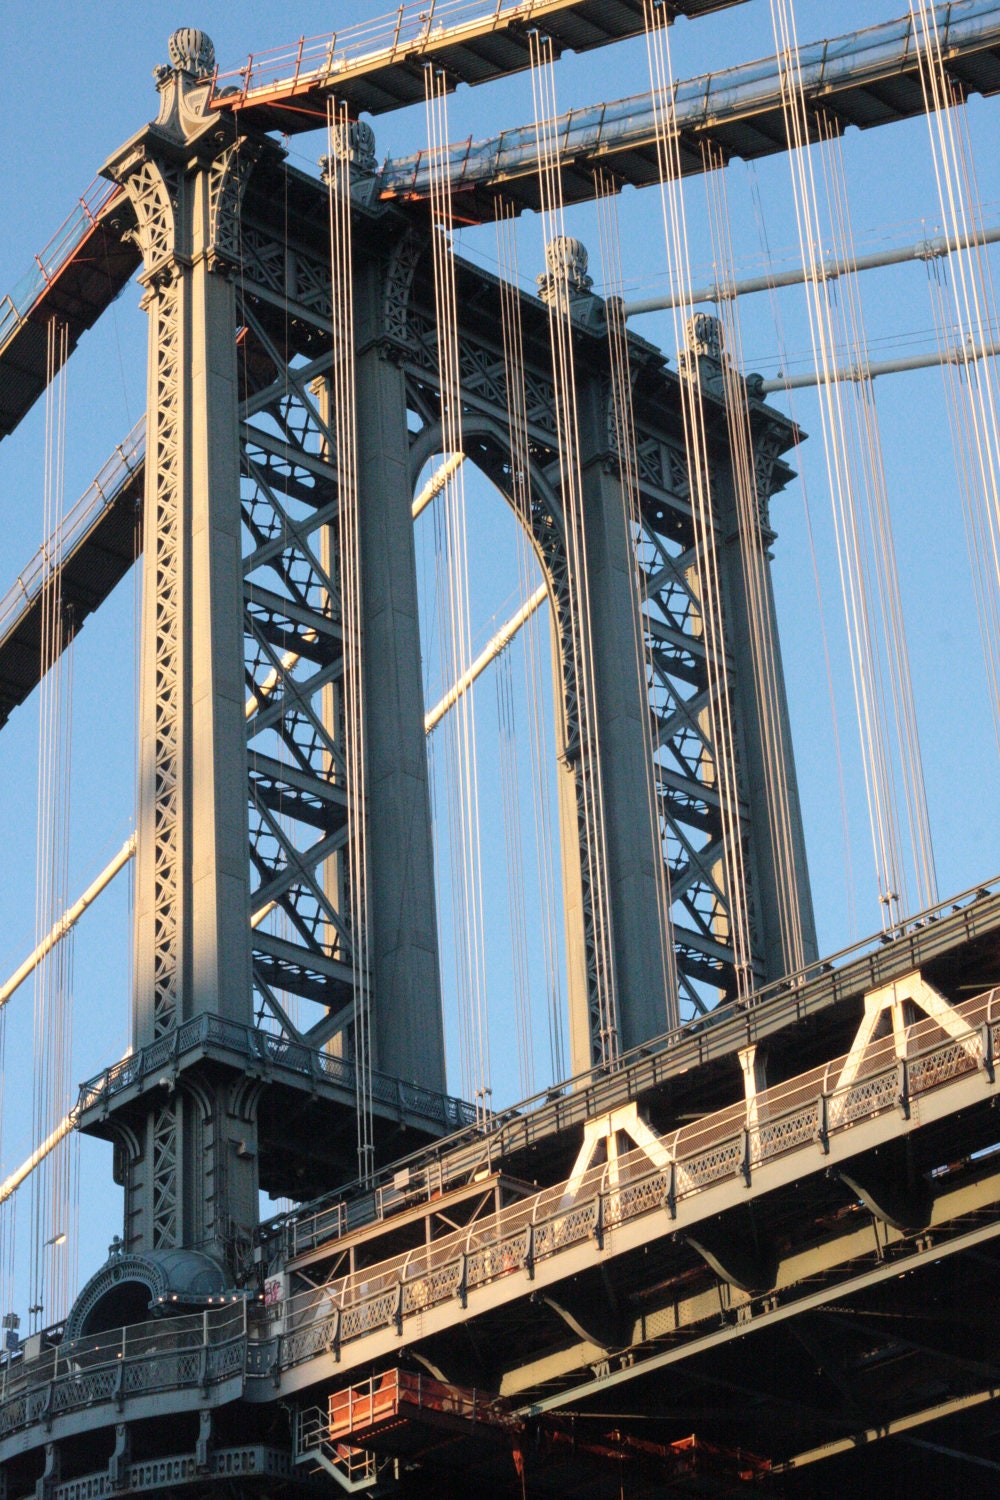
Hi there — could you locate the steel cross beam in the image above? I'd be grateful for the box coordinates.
[238,334,356,1048]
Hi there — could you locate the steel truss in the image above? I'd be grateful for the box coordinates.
[238,316,358,1051]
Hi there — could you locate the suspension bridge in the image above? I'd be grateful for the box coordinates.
[2,0,1000,1494]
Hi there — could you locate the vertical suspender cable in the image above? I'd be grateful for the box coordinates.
[910,0,1000,761]
[29,317,76,1330]
[327,103,374,1179]
[700,144,807,974]
[423,65,492,1120]
[815,115,938,912]
[494,203,567,1084]
[927,250,1000,750]
[746,161,857,941]
[529,30,620,1061]
[494,647,534,1099]
[592,170,681,1019]
[643,0,755,1001]
[768,0,938,926]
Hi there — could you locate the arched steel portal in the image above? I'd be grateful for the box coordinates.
[409,410,673,1071]
[403,279,818,1059]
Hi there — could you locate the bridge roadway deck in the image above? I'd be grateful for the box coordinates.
[3,970,1000,1491]
[263,876,1000,1258]
[0,419,143,726]
[261,982,1000,1391]
[208,0,748,134]
[378,0,1000,217]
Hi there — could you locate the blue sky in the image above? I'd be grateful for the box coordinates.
[1,0,999,1322]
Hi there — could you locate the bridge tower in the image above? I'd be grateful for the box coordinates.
[60,25,816,1335]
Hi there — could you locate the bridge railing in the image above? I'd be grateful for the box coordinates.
[0,420,145,649]
[0,179,121,353]
[275,986,1000,1369]
[210,0,621,108]
[76,1012,477,1134]
[0,1303,246,1442]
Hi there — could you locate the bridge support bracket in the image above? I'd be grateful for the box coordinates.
[327,1306,342,1363]
[35,1442,59,1500]
[108,1424,130,1492]
[662,1162,677,1219]
[592,1193,605,1250]
[195,1411,212,1473]
[522,1223,535,1280]
[837,1145,932,1232]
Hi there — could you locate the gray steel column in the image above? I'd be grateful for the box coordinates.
[714,447,818,980]
[102,30,257,1255]
[574,374,674,1062]
[353,259,446,1092]
[685,316,817,985]
[540,239,673,1072]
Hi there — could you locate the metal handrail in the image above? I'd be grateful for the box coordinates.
[0,1301,246,1440]
[0,180,121,353]
[211,0,613,107]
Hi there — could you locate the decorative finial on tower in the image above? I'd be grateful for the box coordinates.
[320,120,378,182]
[685,312,723,363]
[537,235,594,308]
[167,28,216,79]
[679,311,726,396]
[147,29,225,137]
